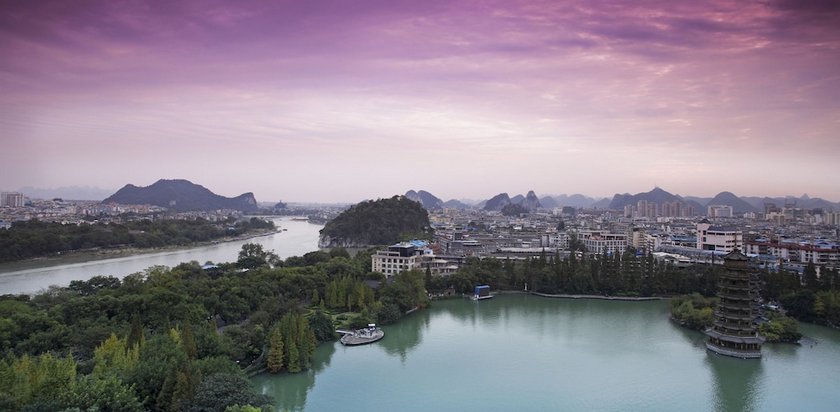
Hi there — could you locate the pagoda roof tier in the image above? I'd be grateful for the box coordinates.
[713,321,757,332]
[719,294,755,301]
[714,311,753,321]
[718,302,758,310]
[718,283,751,291]
[705,329,766,344]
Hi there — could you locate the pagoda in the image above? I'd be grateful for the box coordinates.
[705,249,765,359]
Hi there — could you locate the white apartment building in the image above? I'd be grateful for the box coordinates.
[371,242,458,277]
[0,192,25,207]
[371,243,423,277]
[577,230,627,254]
[707,204,734,218]
[696,220,742,253]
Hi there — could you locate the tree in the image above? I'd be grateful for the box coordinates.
[127,334,188,410]
[126,314,145,349]
[189,373,272,412]
[237,243,277,270]
[286,341,301,373]
[0,353,77,409]
[266,326,284,373]
[308,310,336,343]
[804,262,820,290]
[61,374,143,412]
[182,322,198,360]
[93,334,139,378]
[758,314,802,343]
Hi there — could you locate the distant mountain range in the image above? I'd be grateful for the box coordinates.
[103,179,259,212]
[740,195,839,211]
[403,188,840,214]
[483,193,511,211]
[706,191,757,214]
[405,190,444,210]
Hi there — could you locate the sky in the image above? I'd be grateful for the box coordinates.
[2,0,839,203]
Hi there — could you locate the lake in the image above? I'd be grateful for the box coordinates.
[0,217,324,295]
[253,294,840,412]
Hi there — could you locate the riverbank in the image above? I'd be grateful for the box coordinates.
[528,291,663,301]
[0,227,281,273]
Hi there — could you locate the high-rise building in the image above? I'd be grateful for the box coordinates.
[707,204,734,218]
[0,192,25,207]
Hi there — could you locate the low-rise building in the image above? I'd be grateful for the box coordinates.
[577,230,627,254]
[371,240,460,277]
[371,243,425,277]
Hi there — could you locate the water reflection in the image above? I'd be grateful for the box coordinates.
[763,340,801,360]
[437,296,507,326]
[254,342,336,412]
[706,354,764,412]
[669,321,707,350]
[379,310,429,362]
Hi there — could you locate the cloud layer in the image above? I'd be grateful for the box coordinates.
[2,0,839,202]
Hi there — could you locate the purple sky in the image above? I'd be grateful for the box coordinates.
[2,0,839,203]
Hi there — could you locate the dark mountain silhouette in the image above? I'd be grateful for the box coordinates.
[591,198,612,209]
[405,190,444,210]
[510,194,525,204]
[102,179,258,212]
[741,194,840,211]
[442,199,470,209]
[520,190,542,210]
[563,194,600,208]
[684,196,712,206]
[483,193,511,211]
[608,187,680,209]
[685,199,706,214]
[706,191,758,214]
[540,196,558,209]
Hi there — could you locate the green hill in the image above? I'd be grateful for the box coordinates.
[318,196,431,247]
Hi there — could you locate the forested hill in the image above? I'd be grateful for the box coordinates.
[103,179,258,212]
[318,196,431,247]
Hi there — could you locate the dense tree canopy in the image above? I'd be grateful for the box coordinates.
[319,196,432,247]
[0,217,274,263]
[0,242,426,411]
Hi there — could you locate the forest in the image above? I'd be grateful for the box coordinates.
[0,245,427,411]
[0,217,275,263]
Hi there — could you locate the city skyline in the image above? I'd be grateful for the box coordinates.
[2,0,839,203]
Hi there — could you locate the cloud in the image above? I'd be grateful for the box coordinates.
[1,0,839,201]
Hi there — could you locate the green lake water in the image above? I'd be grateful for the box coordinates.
[252,294,840,411]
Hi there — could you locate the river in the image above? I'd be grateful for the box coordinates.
[0,217,324,295]
[253,294,840,412]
